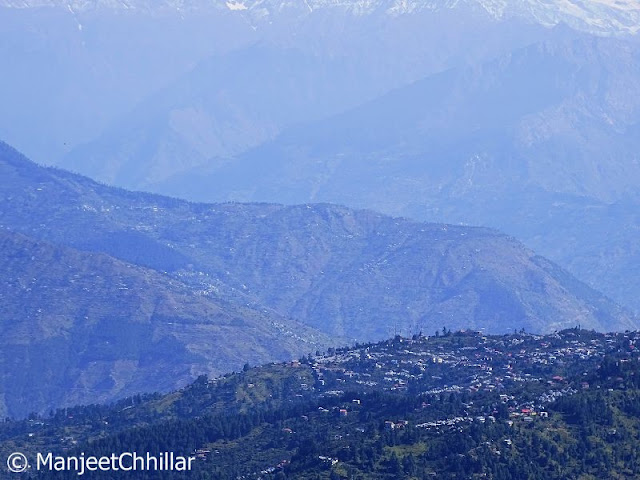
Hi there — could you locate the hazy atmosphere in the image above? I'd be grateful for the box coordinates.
[1,1,640,478]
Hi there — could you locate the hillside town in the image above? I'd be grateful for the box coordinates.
[300,329,639,427]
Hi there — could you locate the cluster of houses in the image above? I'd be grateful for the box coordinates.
[293,329,639,430]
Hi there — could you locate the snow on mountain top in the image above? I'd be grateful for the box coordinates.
[1,0,638,34]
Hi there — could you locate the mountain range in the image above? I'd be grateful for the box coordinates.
[1,140,636,417]
[5,2,631,319]
[2,0,639,35]
[2,0,640,419]
[4,0,638,168]
[69,30,640,314]
[0,229,331,418]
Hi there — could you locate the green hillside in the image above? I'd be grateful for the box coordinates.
[4,329,640,479]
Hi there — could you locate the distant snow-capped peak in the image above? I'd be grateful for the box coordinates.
[1,0,638,34]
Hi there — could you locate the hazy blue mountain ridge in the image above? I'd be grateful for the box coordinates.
[1,142,635,339]
[0,3,259,164]
[160,34,640,313]
[3,0,598,170]
[58,15,554,189]
[0,228,333,418]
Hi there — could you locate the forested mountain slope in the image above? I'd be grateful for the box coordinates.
[4,329,640,479]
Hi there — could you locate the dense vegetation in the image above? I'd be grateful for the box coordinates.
[3,329,640,479]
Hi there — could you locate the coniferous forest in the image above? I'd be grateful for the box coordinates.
[4,329,640,479]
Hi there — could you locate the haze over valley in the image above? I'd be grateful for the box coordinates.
[1,0,639,456]
[2,0,639,319]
